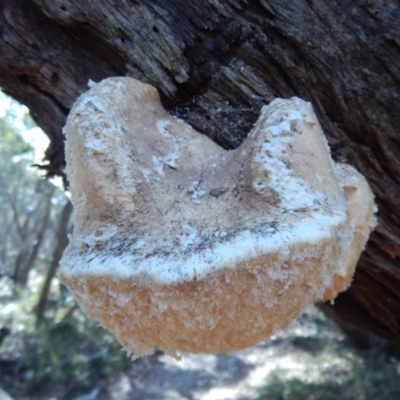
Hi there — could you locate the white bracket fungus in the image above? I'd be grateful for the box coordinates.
[60,77,376,358]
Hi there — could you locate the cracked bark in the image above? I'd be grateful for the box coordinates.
[1,0,399,344]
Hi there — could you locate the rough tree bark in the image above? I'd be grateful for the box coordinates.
[1,0,399,344]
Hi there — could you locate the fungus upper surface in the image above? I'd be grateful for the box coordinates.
[60,77,376,356]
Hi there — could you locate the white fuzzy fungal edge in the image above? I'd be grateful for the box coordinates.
[62,210,346,285]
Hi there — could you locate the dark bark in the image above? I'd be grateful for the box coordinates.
[1,0,400,343]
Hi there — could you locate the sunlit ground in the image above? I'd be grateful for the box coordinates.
[103,305,400,400]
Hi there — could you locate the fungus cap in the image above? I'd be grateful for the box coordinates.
[60,77,376,357]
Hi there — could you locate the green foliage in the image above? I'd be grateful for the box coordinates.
[1,278,129,400]
[0,281,130,399]
[0,114,35,202]
[0,104,34,160]
[0,93,61,282]
[20,314,129,399]
[0,93,129,399]
[253,321,400,400]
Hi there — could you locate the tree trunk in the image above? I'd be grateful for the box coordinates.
[13,186,55,287]
[1,0,399,343]
[35,199,72,323]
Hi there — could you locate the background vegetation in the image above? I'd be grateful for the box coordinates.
[251,307,400,400]
[0,94,129,399]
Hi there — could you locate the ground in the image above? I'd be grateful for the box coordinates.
[95,306,400,400]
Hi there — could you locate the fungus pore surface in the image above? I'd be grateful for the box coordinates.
[60,77,376,358]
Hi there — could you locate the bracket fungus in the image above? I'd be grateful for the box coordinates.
[60,77,376,358]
